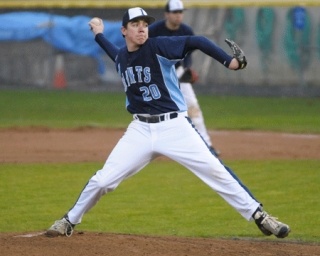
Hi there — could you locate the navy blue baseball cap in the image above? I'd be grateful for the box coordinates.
[122,7,155,26]
[165,0,185,12]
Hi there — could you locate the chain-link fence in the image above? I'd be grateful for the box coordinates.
[1,5,320,96]
[187,7,320,95]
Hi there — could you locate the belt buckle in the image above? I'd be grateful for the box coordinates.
[149,116,159,123]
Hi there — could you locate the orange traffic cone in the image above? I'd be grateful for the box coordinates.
[53,54,66,89]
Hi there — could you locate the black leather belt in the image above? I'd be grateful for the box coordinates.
[136,112,178,123]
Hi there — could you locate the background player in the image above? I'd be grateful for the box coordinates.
[46,7,290,239]
[149,0,220,156]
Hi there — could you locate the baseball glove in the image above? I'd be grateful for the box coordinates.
[225,38,247,70]
[179,68,199,83]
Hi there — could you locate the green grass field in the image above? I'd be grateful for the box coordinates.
[0,89,319,243]
[1,89,319,132]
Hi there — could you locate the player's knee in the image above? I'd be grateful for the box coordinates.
[93,171,119,193]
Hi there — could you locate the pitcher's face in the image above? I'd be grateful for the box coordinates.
[122,19,149,48]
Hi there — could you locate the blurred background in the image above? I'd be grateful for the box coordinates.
[0,0,320,96]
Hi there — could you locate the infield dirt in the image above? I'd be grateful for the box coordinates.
[1,128,319,256]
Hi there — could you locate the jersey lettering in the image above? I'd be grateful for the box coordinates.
[124,70,130,87]
[127,67,136,84]
[140,84,161,101]
[149,84,161,99]
[121,66,151,86]
[143,67,151,83]
[121,73,128,92]
[140,86,152,101]
[135,66,143,82]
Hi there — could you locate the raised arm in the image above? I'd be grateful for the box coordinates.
[89,17,120,62]
[184,36,247,70]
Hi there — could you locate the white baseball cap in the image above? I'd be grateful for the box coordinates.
[165,0,185,12]
[122,7,155,26]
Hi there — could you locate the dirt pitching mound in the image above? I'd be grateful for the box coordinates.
[1,128,319,256]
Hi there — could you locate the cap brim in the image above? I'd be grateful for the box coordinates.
[129,15,155,25]
[168,8,185,12]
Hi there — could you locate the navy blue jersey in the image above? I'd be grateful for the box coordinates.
[95,34,233,115]
[149,20,194,68]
